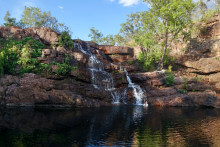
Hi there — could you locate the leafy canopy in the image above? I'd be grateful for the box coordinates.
[136,0,196,70]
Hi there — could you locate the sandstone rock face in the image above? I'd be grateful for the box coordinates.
[99,45,134,63]
[148,92,217,107]
[181,57,220,74]
[0,26,59,45]
[1,73,114,107]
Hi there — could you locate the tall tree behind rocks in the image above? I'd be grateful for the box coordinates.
[140,0,195,70]
[1,6,72,36]
[1,10,17,26]
[100,34,115,45]
[19,6,72,35]
[88,27,104,44]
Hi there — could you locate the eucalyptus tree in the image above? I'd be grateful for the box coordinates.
[114,34,125,46]
[141,0,195,70]
[134,11,163,70]
[88,27,104,44]
[118,11,147,45]
[2,10,17,26]
[18,6,72,35]
[100,34,115,45]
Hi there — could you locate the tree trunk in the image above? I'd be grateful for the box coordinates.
[157,28,168,71]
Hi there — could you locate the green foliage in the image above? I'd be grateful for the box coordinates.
[1,10,17,27]
[215,57,220,60]
[0,37,44,75]
[139,0,195,70]
[88,27,103,44]
[0,52,4,74]
[182,78,188,89]
[0,37,77,76]
[53,54,77,76]
[114,34,125,46]
[192,89,195,92]
[119,11,145,44]
[165,65,172,74]
[165,74,175,86]
[181,89,186,94]
[127,60,133,65]
[58,31,73,49]
[200,26,207,35]
[100,34,115,45]
[137,47,171,71]
[192,76,202,82]
[38,63,52,75]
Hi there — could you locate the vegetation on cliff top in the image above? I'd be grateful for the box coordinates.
[0,6,77,76]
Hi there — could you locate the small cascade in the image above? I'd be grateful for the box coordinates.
[123,68,146,105]
[111,89,127,104]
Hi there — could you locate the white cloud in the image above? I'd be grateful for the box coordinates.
[118,0,140,7]
[58,6,63,9]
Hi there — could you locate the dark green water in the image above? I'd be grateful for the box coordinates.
[0,106,219,147]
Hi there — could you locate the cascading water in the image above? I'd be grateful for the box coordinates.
[74,42,114,90]
[124,68,146,105]
[74,41,127,104]
[111,89,127,104]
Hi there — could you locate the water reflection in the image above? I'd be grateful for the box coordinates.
[0,106,219,146]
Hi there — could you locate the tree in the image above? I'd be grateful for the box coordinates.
[2,10,17,26]
[100,34,115,45]
[18,6,72,35]
[88,27,103,44]
[119,12,144,43]
[142,0,195,70]
[134,11,164,70]
[114,34,125,46]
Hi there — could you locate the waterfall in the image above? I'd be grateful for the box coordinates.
[124,68,146,105]
[74,42,114,90]
[111,89,127,104]
[74,41,146,105]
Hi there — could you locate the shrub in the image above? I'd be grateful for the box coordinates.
[165,74,175,86]
[165,65,172,74]
[0,52,4,75]
[53,54,77,76]
[1,37,44,75]
[138,47,173,71]
[57,31,73,49]
[181,89,186,94]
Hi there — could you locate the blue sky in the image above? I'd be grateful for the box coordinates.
[0,0,150,41]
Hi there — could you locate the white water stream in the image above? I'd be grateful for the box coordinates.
[124,69,146,105]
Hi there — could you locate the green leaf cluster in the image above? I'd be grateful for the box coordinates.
[58,31,73,49]
[0,37,77,76]
[53,54,77,76]
[0,37,44,75]
[165,74,175,86]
